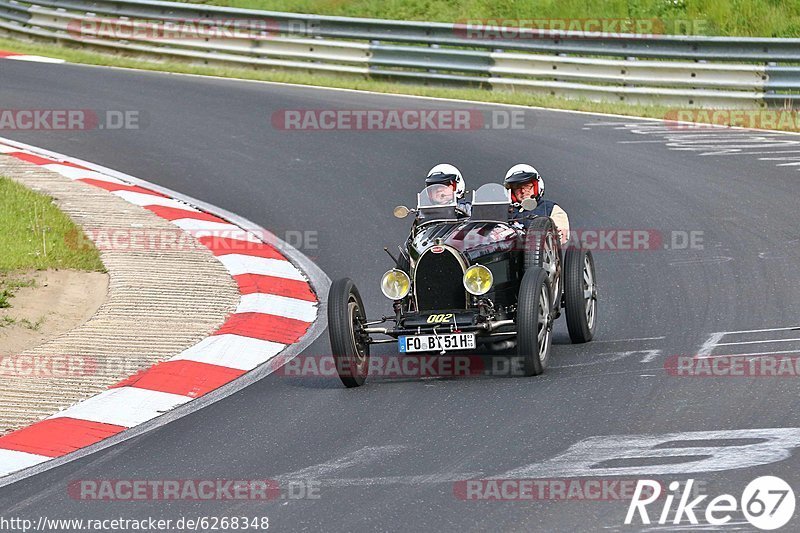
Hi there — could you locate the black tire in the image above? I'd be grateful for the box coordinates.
[524,217,562,313]
[516,267,554,376]
[327,278,370,387]
[563,248,597,343]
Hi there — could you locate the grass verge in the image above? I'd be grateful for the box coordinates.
[179,0,800,38]
[0,175,105,309]
[1,36,798,134]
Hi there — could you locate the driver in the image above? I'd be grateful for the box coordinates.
[425,163,471,215]
[427,183,456,205]
[504,164,570,245]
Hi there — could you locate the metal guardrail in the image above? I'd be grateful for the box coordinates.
[1,0,798,108]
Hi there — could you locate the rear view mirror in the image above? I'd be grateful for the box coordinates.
[393,205,411,218]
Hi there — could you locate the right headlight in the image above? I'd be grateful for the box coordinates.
[463,264,493,296]
[381,269,411,300]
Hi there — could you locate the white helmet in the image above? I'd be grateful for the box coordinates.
[426,163,465,199]
[504,163,544,203]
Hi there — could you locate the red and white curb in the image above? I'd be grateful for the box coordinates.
[0,137,330,485]
[0,50,64,63]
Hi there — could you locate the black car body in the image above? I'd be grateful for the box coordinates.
[327,183,597,387]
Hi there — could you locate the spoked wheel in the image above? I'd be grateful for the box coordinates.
[516,267,554,376]
[563,248,597,343]
[327,278,370,387]
[524,217,562,314]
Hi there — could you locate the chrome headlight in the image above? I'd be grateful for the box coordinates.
[463,264,493,296]
[381,269,411,300]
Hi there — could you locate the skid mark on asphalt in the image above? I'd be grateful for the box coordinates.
[551,349,662,368]
[275,445,404,481]
[556,336,666,367]
[583,121,800,172]
[274,445,482,488]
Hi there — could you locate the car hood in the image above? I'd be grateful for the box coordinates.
[408,220,520,262]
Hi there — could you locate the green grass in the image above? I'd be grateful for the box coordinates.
[2,36,799,134]
[0,176,104,274]
[177,0,800,37]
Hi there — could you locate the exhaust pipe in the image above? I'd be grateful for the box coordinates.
[488,339,516,351]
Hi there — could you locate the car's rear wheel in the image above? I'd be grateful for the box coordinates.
[327,278,370,387]
[516,267,553,376]
[524,217,562,314]
[563,248,597,343]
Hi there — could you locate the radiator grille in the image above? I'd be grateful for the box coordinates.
[414,249,466,311]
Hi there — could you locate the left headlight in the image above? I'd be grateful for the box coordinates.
[463,264,493,296]
[381,269,411,300]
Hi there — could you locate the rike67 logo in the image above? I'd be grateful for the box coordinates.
[626,476,795,530]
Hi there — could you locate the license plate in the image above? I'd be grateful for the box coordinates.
[398,333,476,353]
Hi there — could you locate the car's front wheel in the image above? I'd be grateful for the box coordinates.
[516,267,553,376]
[327,278,370,387]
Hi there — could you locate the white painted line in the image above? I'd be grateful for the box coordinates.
[551,351,651,369]
[724,150,800,155]
[667,256,733,266]
[497,427,800,478]
[7,55,65,64]
[593,336,665,344]
[236,293,317,322]
[0,450,50,476]
[172,334,285,371]
[218,254,307,281]
[48,388,192,428]
[697,332,727,357]
[716,338,800,347]
[718,326,800,335]
[697,349,800,359]
[638,350,663,363]
[113,191,200,210]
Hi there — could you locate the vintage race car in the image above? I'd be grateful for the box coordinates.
[327,183,597,387]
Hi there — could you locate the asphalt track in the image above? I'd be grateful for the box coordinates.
[2,59,800,531]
